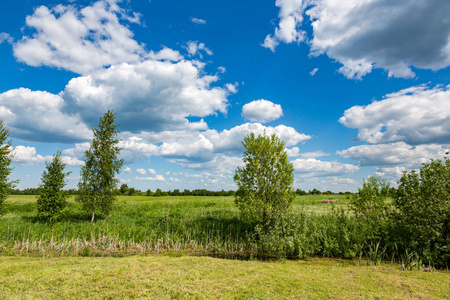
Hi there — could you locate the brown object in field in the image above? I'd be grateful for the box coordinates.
[321,199,340,203]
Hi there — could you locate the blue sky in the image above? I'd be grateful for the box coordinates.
[1,0,449,192]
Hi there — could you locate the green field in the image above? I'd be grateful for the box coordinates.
[0,194,351,257]
[1,195,448,299]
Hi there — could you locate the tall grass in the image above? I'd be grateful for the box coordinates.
[0,195,352,258]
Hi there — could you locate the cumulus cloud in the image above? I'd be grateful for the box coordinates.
[286,147,300,157]
[11,145,83,166]
[339,85,450,145]
[241,99,283,123]
[148,47,183,61]
[62,59,228,132]
[0,33,12,44]
[326,177,357,185]
[190,17,206,25]
[203,122,311,154]
[123,167,131,173]
[105,122,311,164]
[338,142,450,168]
[292,158,359,177]
[136,168,146,175]
[185,41,213,57]
[13,0,145,74]
[148,168,157,175]
[262,0,306,51]
[135,175,166,182]
[264,0,450,79]
[0,88,91,143]
[300,150,329,159]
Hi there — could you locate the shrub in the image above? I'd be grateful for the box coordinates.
[393,156,450,267]
[350,176,391,244]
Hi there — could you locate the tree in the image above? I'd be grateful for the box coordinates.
[119,183,129,195]
[350,176,391,243]
[36,151,71,222]
[76,111,123,222]
[393,156,450,267]
[234,132,295,227]
[0,120,14,215]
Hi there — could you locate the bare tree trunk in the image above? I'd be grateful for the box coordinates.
[91,207,95,222]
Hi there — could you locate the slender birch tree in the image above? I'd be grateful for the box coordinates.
[76,111,123,222]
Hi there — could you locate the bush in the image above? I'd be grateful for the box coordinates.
[350,176,391,244]
[393,156,450,267]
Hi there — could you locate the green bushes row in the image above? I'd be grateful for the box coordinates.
[251,156,449,268]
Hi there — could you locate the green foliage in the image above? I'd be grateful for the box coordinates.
[310,188,321,195]
[351,176,391,243]
[76,111,124,222]
[36,151,71,222]
[234,133,295,227]
[393,156,450,267]
[0,120,14,215]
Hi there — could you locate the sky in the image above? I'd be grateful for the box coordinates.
[0,0,449,192]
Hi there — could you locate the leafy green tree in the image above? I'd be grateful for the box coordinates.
[0,120,14,215]
[76,111,123,222]
[234,132,295,227]
[393,156,450,267]
[351,176,391,243]
[119,183,129,195]
[36,151,71,222]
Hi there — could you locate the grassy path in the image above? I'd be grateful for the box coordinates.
[0,255,448,299]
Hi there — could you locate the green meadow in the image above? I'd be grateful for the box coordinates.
[1,195,448,299]
[0,194,349,257]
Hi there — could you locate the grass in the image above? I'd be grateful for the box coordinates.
[0,195,351,258]
[0,255,448,299]
[1,195,448,298]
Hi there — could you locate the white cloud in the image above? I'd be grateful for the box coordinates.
[148,47,183,61]
[13,0,145,75]
[300,150,329,159]
[135,175,166,182]
[326,177,357,185]
[0,33,12,44]
[339,85,450,145]
[374,166,407,180]
[292,158,359,177]
[262,0,306,51]
[190,17,206,25]
[309,68,318,76]
[225,83,238,94]
[265,0,450,79]
[0,88,91,143]
[123,167,131,173]
[286,147,300,157]
[185,41,213,57]
[148,168,157,175]
[62,59,228,132]
[136,168,146,175]
[338,142,450,168]
[241,99,283,123]
[203,122,311,154]
[11,145,83,166]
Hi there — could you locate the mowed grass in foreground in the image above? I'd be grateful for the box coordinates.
[0,255,448,299]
